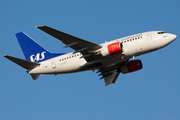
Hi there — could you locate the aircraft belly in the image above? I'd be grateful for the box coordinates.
[148,39,163,51]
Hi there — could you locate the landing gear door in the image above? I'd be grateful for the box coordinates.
[147,32,152,40]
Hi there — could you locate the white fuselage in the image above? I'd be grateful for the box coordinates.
[28,31,176,75]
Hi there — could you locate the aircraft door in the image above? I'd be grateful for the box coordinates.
[146,32,152,40]
[51,59,56,69]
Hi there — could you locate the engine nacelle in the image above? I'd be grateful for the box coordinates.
[121,60,143,74]
[101,42,123,56]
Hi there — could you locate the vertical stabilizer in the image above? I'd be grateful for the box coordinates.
[16,32,65,63]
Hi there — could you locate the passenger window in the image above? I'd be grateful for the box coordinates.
[127,40,129,42]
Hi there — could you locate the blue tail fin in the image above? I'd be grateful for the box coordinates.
[16,32,65,63]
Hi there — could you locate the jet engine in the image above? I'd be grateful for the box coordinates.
[101,42,123,56]
[121,60,142,74]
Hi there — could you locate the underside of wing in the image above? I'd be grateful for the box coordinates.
[37,25,102,62]
[97,63,124,86]
[104,71,120,86]
[98,69,120,86]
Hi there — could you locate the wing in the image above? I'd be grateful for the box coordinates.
[97,63,123,86]
[37,25,102,62]
[102,70,120,86]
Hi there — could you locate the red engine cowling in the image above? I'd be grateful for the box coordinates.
[121,60,143,74]
[101,42,123,56]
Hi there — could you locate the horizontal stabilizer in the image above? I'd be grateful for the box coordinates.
[30,74,40,80]
[4,55,40,69]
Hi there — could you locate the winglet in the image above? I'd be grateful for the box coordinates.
[36,25,46,28]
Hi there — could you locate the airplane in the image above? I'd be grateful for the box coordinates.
[4,26,177,86]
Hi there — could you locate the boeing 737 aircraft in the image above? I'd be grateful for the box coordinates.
[4,26,177,86]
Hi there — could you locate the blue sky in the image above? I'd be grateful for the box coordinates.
[1,0,180,120]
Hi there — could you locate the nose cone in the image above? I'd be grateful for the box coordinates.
[172,34,177,41]
[167,33,177,43]
[161,33,177,47]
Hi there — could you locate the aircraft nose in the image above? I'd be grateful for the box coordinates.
[162,33,177,46]
[170,34,177,42]
[172,34,177,41]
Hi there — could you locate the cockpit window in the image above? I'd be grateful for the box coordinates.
[157,32,166,34]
